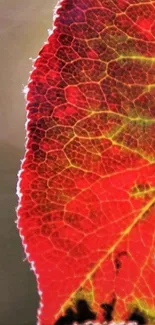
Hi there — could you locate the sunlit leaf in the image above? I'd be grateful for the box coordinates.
[17,1,155,324]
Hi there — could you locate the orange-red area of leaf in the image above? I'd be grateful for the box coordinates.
[17,0,155,325]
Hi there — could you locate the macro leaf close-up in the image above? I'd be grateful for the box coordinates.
[16,0,155,324]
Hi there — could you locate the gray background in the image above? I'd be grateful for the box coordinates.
[0,1,57,324]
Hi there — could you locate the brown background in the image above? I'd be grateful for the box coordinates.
[0,1,57,324]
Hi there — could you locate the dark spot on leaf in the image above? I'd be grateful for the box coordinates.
[127,308,147,324]
[54,307,76,325]
[114,251,128,274]
[54,299,96,325]
[101,295,116,322]
[75,299,96,323]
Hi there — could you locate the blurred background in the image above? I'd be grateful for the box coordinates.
[0,1,57,324]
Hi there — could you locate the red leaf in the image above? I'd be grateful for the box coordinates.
[17,1,155,324]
